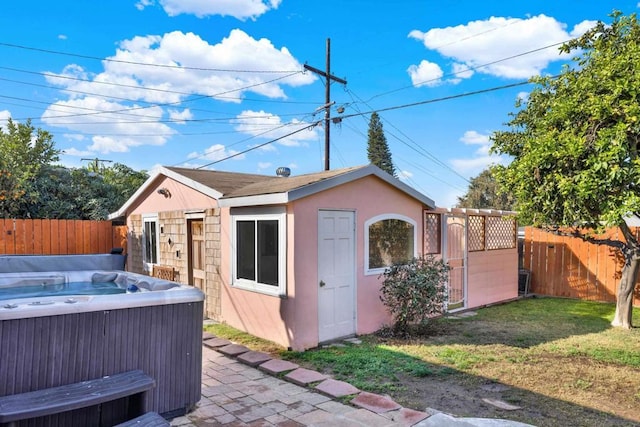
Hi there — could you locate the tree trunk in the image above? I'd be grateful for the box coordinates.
[611,251,639,328]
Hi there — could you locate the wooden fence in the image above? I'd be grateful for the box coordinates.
[523,226,640,306]
[0,219,127,255]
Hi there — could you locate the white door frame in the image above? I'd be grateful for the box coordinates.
[442,214,468,311]
[317,209,356,343]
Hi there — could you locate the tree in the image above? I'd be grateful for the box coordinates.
[491,11,640,328]
[367,112,396,176]
[0,119,59,217]
[100,163,148,211]
[456,168,515,210]
[0,118,147,219]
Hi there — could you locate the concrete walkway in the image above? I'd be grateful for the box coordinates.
[169,335,535,427]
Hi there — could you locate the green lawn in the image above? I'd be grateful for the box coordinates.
[205,297,640,426]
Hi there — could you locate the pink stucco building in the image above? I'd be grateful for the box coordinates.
[111,165,518,350]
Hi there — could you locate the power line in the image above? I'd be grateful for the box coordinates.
[346,78,538,119]
[366,40,567,102]
[0,41,300,73]
[194,121,322,169]
[2,68,303,121]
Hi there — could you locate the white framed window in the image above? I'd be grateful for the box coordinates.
[142,214,159,272]
[365,214,417,275]
[231,207,286,296]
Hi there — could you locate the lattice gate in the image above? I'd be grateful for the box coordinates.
[424,208,517,312]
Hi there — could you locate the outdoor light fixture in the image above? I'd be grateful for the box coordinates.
[157,187,171,198]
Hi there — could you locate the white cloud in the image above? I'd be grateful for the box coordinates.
[204,144,238,161]
[407,60,444,87]
[517,91,529,103]
[47,30,314,105]
[63,133,86,141]
[450,130,505,174]
[0,110,11,124]
[58,34,67,40]
[135,0,154,11]
[460,130,489,145]
[168,108,192,123]
[409,15,598,79]
[188,144,245,163]
[257,162,272,171]
[42,29,314,153]
[234,110,320,147]
[397,170,413,181]
[146,0,282,20]
[570,20,598,38]
[41,97,175,154]
[62,147,94,157]
[452,62,474,80]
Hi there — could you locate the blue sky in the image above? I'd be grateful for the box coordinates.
[0,1,636,207]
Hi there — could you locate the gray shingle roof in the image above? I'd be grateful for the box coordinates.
[165,165,364,198]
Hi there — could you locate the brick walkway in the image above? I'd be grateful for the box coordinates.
[169,338,430,426]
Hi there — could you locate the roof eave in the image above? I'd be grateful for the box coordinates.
[108,166,223,219]
[218,193,289,207]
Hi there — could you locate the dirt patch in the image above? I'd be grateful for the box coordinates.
[391,372,640,427]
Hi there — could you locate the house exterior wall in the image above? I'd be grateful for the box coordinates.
[466,248,518,308]
[125,176,222,319]
[219,175,425,350]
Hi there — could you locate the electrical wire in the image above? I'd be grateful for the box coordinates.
[0,41,300,73]
[194,121,322,169]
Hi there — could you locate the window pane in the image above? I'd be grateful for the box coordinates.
[257,220,278,286]
[144,220,157,264]
[236,220,255,281]
[369,219,414,269]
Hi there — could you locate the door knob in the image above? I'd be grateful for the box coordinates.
[319,280,326,287]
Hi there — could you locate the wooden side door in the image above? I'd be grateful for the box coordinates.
[188,219,207,317]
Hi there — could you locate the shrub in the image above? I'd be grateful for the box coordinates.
[379,255,449,333]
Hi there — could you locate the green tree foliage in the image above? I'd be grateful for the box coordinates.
[100,163,148,211]
[491,11,640,328]
[0,119,148,219]
[367,112,396,176]
[456,168,515,210]
[0,119,59,217]
[379,256,449,334]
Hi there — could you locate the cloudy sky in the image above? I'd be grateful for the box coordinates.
[0,1,634,206]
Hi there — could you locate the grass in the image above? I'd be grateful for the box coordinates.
[205,297,640,426]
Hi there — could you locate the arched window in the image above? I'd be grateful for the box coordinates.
[365,214,417,275]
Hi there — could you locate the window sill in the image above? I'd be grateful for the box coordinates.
[231,281,286,298]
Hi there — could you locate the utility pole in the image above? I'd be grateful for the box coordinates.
[304,38,347,170]
[81,158,113,173]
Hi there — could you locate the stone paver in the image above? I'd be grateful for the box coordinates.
[259,358,299,374]
[203,337,231,348]
[237,350,272,366]
[284,367,328,386]
[351,391,402,414]
[315,378,360,398]
[217,343,250,356]
[171,337,532,427]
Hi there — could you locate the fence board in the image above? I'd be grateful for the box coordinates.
[82,221,92,254]
[0,219,9,254]
[0,219,126,256]
[65,220,75,253]
[525,226,639,306]
[32,219,43,254]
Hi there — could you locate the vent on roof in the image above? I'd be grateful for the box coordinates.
[276,167,291,177]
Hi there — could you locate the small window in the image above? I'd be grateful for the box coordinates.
[142,215,159,271]
[232,208,286,296]
[365,214,417,275]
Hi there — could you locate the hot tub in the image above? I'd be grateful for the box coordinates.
[0,254,204,425]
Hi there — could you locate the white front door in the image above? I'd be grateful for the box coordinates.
[318,210,356,343]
